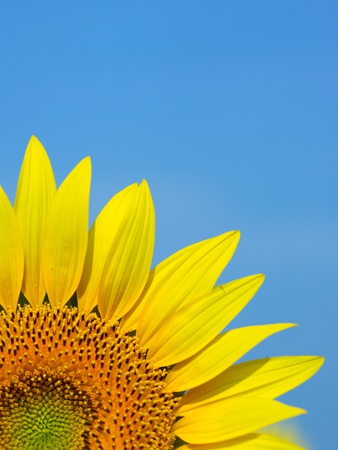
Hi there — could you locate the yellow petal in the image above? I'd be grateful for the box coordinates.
[42,157,91,308]
[14,136,57,307]
[148,275,265,367]
[179,356,324,413]
[80,180,155,321]
[165,323,295,392]
[135,231,240,345]
[77,183,137,314]
[178,432,305,449]
[0,187,24,311]
[172,397,305,444]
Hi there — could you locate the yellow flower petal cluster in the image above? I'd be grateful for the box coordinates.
[0,136,323,449]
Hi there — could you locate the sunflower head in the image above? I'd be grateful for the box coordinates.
[0,136,324,449]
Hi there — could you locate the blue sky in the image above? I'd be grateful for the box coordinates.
[0,2,337,448]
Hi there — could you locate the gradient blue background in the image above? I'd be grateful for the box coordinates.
[0,2,336,448]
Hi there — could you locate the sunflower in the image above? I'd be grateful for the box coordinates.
[0,136,323,450]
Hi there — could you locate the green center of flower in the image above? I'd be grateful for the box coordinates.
[0,370,96,450]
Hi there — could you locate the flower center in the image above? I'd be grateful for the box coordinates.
[0,307,179,449]
[0,370,95,449]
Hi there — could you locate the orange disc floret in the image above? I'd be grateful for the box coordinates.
[0,306,179,450]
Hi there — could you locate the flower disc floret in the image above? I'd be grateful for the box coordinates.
[0,306,178,449]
